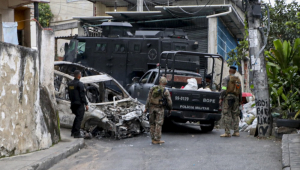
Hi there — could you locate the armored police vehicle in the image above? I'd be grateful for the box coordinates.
[127,51,224,132]
[63,22,202,87]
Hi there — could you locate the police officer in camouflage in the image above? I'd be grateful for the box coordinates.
[68,70,89,138]
[144,77,172,144]
[219,66,242,137]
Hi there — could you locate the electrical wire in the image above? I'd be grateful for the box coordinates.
[164,0,215,17]
[178,0,213,15]
[146,0,175,5]
[57,0,62,16]
[144,0,150,11]
[129,4,137,11]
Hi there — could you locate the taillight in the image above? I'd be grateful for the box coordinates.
[219,105,222,112]
[169,91,172,97]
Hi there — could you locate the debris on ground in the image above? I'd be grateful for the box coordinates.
[239,99,257,133]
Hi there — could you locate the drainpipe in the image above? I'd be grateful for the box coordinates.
[34,2,39,21]
[206,7,232,18]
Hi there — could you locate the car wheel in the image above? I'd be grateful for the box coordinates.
[200,121,214,132]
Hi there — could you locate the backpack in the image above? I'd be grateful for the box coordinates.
[226,75,241,96]
[150,86,165,105]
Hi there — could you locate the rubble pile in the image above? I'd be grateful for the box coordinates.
[239,100,257,133]
[84,102,150,140]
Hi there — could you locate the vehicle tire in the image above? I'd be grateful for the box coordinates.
[200,121,214,132]
[276,119,300,128]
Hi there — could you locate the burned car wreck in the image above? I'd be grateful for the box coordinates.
[54,61,149,139]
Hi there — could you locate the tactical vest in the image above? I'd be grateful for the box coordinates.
[226,75,241,96]
[150,86,165,105]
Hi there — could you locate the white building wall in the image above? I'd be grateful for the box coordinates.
[49,0,93,59]
[0,0,14,42]
[50,0,93,25]
[207,17,244,92]
[55,28,78,58]
[0,29,59,158]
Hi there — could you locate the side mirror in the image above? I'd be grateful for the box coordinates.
[132,77,140,83]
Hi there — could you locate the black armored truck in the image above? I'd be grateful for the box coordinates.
[63,22,204,87]
[127,51,224,132]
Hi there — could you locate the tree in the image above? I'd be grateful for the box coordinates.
[265,0,300,51]
[38,3,53,28]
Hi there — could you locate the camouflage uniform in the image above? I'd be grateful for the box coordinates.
[220,75,242,135]
[145,78,172,142]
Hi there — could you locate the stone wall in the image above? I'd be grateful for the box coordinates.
[0,29,59,157]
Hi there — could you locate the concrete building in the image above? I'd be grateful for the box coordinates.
[49,0,94,59]
[0,0,49,49]
[70,0,250,92]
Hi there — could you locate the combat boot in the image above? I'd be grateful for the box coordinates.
[158,140,165,144]
[232,132,240,137]
[220,133,231,137]
[152,140,159,144]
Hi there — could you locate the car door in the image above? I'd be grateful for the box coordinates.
[134,71,152,104]
[54,73,75,127]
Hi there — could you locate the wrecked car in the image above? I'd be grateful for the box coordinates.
[54,61,149,139]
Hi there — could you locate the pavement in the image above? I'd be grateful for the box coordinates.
[0,128,84,170]
[282,134,300,170]
[49,123,282,170]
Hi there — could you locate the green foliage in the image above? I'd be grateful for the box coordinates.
[38,3,53,27]
[227,18,249,66]
[265,0,300,51]
[266,39,300,70]
[267,39,300,116]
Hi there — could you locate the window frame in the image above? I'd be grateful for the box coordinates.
[113,43,127,54]
[94,43,108,53]
[139,71,152,84]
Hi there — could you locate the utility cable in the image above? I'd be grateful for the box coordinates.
[57,0,62,16]
[178,0,213,15]
[164,0,215,17]
[144,0,150,11]
[129,4,137,11]
[145,0,175,5]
